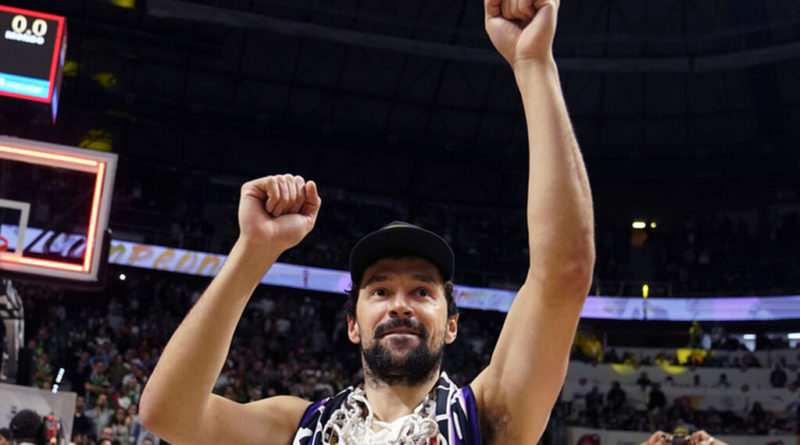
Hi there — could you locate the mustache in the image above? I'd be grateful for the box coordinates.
[373,318,428,338]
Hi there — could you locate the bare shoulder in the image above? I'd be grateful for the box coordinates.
[191,394,312,445]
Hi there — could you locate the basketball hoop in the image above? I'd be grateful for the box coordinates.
[0,235,7,252]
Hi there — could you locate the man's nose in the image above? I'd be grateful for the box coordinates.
[388,291,414,317]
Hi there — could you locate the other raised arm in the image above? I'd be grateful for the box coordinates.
[139,174,321,445]
[472,0,595,441]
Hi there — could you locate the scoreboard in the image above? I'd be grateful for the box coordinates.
[0,5,66,121]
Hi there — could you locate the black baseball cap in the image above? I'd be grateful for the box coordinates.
[349,221,454,288]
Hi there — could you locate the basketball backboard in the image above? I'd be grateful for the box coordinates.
[0,136,116,281]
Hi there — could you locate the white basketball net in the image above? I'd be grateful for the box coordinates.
[322,386,439,445]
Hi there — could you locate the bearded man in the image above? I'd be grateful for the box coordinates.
[140,0,595,443]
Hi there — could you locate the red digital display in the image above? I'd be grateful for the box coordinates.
[0,5,67,119]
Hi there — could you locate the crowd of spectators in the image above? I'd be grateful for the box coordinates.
[567,330,800,437]
[573,378,798,436]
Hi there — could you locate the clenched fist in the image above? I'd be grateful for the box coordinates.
[485,0,559,67]
[238,174,321,252]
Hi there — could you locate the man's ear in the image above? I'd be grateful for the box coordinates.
[347,313,361,344]
[445,314,459,344]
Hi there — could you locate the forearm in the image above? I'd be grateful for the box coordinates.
[85,383,106,394]
[140,238,281,438]
[516,58,595,286]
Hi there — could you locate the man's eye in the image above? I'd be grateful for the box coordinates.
[373,288,387,296]
[417,288,430,297]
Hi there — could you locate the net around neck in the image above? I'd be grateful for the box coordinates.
[321,385,438,445]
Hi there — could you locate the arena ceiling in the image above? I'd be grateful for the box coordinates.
[2,0,800,209]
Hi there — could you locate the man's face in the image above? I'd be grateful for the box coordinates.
[101,426,113,440]
[347,257,458,386]
[75,396,85,412]
[96,394,107,409]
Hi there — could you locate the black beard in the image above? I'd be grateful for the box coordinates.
[361,319,444,387]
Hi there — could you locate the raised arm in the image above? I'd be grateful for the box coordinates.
[139,174,321,445]
[471,0,595,441]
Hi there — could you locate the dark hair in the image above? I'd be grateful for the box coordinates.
[0,427,11,440]
[345,280,458,320]
[10,409,42,440]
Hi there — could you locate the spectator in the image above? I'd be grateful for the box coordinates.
[86,393,114,439]
[85,360,112,406]
[125,404,138,429]
[713,373,731,388]
[9,409,42,445]
[607,381,627,410]
[748,402,767,434]
[72,395,94,438]
[585,386,603,428]
[647,383,666,411]
[99,426,114,441]
[647,383,667,430]
[108,353,130,390]
[110,407,132,445]
[770,364,787,388]
[688,321,704,348]
[636,372,651,391]
[72,350,93,392]
[32,352,54,388]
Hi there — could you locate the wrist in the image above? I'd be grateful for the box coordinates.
[234,234,284,256]
[512,54,557,76]
[512,56,560,95]
[228,237,283,275]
